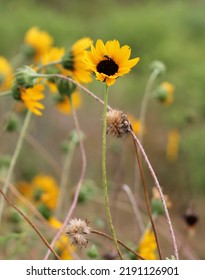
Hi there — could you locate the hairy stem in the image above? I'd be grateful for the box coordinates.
[102,86,123,260]
[0,110,32,225]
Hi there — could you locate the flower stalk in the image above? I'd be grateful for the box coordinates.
[0,110,32,225]
[102,86,123,260]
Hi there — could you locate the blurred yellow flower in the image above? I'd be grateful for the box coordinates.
[24,27,53,62]
[18,174,59,210]
[0,56,13,91]
[85,39,140,86]
[41,47,65,65]
[166,129,180,162]
[56,91,82,114]
[54,235,74,260]
[20,84,45,116]
[138,229,157,260]
[62,37,93,83]
[127,114,144,136]
[156,82,175,105]
[48,216,62,229]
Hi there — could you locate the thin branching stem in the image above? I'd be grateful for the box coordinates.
[131,132,162,259]
[91,229,145,260]
[44,96,87,260]
[0,110,32,225]
[122,184,145,234]
[0,188,61,260]
[130,129,179,260]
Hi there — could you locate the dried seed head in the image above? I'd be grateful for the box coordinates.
[65,218,91,247]
[106,109,130,137]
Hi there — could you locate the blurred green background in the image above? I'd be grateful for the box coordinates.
[0,0,205,258]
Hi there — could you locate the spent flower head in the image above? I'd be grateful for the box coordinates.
[106,109,131,137]
[66,218,91,247]
[84,39,140,86]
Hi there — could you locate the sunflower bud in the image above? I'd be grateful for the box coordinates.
[150,60,166,75]
[6,113,20,132]
[87,245,99,259]
[61,53,73,70]
[154,82,175,105]
[21,44,36,59]
[56,79,76,97]
[106,109,130,137]
[15,66,37,88]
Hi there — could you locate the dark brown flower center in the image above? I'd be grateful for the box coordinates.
[97,57,118,76]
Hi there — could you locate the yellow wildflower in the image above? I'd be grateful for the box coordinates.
[138,229,157,260]
[18,175,59,210]
[54,235,74,260]
[0,56,13,91]
[62,37,93,83]
[84,39,140,86]
[56,91,82,114]
[41,47,65,65]
[156,82,175,105]
[20,84,45,116]
[127,114,144,136]
[24,27,53,62]
[166,129,180,162]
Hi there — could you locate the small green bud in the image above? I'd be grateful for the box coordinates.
[151,198,165,216]
[87,245,99,259]
[6,113,20,132]
[60,140,70,154]
[150,60,166,75]
[70,130,84,144]
[9,211,22,224]
[37,203,52,220]
[15,66,37,88]
[61,52,73,70]
[154,87,168,102]
[57,79,76,98]
[12,84,21,100]
[21,44,36,58]
[0,155,11,169]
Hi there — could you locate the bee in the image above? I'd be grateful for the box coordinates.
[104,55,112,60]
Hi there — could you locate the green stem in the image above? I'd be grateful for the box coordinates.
[102,86,123,260]
[138,68,160,144]
[55,138,77,217]
[0,91,12,97]
[0,110,32,226]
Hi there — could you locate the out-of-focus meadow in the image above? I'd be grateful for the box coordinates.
[0,0,205,260]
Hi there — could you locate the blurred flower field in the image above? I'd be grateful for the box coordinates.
[0,0,205,260]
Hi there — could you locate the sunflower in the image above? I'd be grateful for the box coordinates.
[61,37,93,83]
[0,56,13,91]
[24,27,53,62]
[20,84,45,116]
[138,229,157,260]
[127,114,144,136]
[84,39,140,86]
[166,129,180,162]
[55,91,82,114]
[18,174,59,210]
[155,82,175,105]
